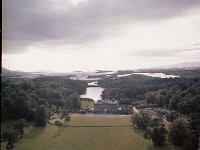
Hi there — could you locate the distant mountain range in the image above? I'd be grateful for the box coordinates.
[2,62,200,78]
[1,68,29,77]
[1,68,45,78]
[160,62,200,69]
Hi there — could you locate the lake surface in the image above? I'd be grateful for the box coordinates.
[81,72,179,102]
[133,73,179,78]
[88,81,98,86]
[117,72,179,78]
[80,87,104,102]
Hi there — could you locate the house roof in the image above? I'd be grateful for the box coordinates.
[95,99,118,104]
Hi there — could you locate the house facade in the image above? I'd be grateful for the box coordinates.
[94,99,119,113]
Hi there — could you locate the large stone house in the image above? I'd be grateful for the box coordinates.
[94,99,119,113]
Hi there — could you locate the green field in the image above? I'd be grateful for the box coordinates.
[1,115,177,150]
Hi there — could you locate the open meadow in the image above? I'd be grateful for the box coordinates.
[1,115,178,150]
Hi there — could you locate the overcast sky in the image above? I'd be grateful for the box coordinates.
[2,0,200,72]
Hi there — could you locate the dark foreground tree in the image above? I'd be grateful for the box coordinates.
[49,104,57,118]
[59,109,71,125]
[183,113,200,150]
[14,119,28,138]
[54,120,63,132]
[1,131,19,150]
[35,105,48,127]
[60,109,69,120]
[144,118,167,146]
[168,119,188,146]
[64,115,71,125]
[131,111,151,129]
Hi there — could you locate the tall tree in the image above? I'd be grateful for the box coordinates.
[64,115,71,125]
[144,118,167,146]
[1,131,19,150]
[54,120,63,132]
[60,109,69,120]
[60,109,71,125]
[169,119,188,146]
[131,111,151,129]
[13,96,26,119]
[184,113,200,150]
[14,119,28,138]
[35,105,48,127]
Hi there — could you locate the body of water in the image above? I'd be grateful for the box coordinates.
[117,72,179,78]
[88,81,98,86]
[80,87,104,102]
[81,72,179,102]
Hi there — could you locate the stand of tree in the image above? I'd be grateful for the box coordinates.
[132,111,200,150]
[99,74,200,114]
[1,119,28,150]
[1,76,87,123]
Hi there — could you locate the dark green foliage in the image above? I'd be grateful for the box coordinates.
[37,98,49,106]
[13,96,27,119]
[65,94,81,111]
[59,109,71,124]
[118,105,133,114]
[168,119,188,146]
[143,118,167,146]
[185,113,200,150]
[169,95,181,110]
[99,74,154,102]
[183,143,196,150]
[35,105,48,127]
[131,111,151,129]
[151,126,166,146]
[99,74,200,111]
[14,119,28,138]
[1,131,19,150]
[64,115,71,125]
[54,120,63,132]
[1,77,87,122]
[150,118,163,127]
[169,115,200,150]
[99,74,200,115]
[189,113,200,131]
[142,118,167,146]
[32,76,87,95]
[60,109,69,120]
[145,87,200,115]
[134,68,200,78]
[49,104,57,117]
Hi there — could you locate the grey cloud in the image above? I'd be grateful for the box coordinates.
[129,43,200,57]
[3,0,200,53]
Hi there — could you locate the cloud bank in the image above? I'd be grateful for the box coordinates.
[3,0,200,53]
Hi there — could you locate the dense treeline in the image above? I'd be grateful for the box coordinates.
[1,76,87,122]
[145,85,200,114]
[110,68,200,78]
[99,75,200,114]
[132,111,200,150]
[99,74,158,102]
[100,74,200,149]
[136,68,200,78]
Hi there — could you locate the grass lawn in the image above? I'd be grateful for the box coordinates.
[1,116,178,150]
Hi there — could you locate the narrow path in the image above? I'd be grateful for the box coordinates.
[23,125,33,137]
[133,107,139,113]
